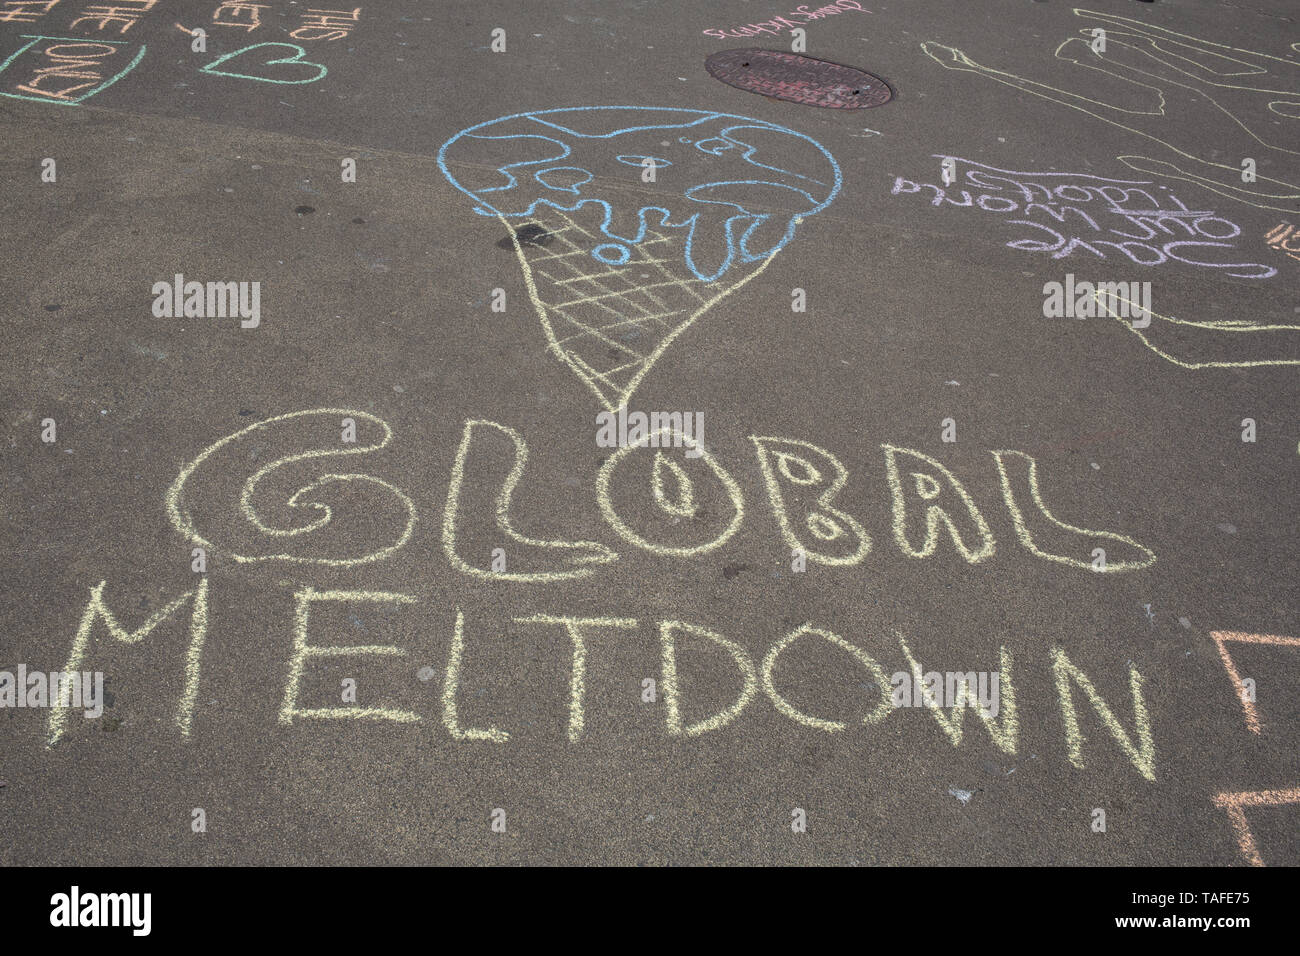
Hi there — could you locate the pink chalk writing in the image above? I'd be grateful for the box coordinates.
[703,1,867,40]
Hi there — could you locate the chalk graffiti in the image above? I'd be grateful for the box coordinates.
[0,2,356,104]
[0,1,61,26]
[0,33,144,103]
[438,107,841,410]
[279,588,420,724]
[1052,646,1155,781]
[1211,630,1300,735]
[166,408,416,566]
[596,424,745,558]
[443,610,509,742]
[199,41,327,85]
[1091,287,1300,370]
[1210,632,1300,865]
[702,1,867,40]
[883,444,995,564]
[897,634,1017,754]
[210,1,266,33]
[46,582,1159,782]
[750,436,871,566]
[994,450,1155,572]
[289,6,359,42]
[442,419,617,581]
[660,620,757,737]
[515,615,639,742]
[187,2,361,40]
[165,409,1156,577]
[69,0,157,34]
[48,580,204,746]
[763,624,893,732]
[921,9,1300,212]
[891,156,1275,279]
[1265,223,1300,265]
[891,156,1300,368]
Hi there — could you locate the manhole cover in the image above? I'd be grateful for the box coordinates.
[704,49,893,109]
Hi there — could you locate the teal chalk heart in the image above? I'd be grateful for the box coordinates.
[201,43,327,85]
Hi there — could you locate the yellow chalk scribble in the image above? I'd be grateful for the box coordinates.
[442,609,509,742]
[1051,646,1155,781]
[896,632,1018,754]
[514,615,638,742]
[882,445,995,563]
[750,436,871,566]
[993,449,1156,572]
[279,588,420,725]
[442,419,617,581]
[761,624,893,732]
[596,427,744,557]
[167,408,417,566]
[49,581,200,747]
[659,620,757,737]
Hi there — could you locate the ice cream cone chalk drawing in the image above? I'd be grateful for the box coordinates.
[438,107,841,411]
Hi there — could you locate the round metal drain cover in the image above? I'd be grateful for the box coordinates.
[704,48,893,109]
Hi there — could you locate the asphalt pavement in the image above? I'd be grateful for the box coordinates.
[1,0,1297,865]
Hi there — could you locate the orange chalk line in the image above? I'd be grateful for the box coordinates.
[1210,630,1300,734]
[1212,786,1300,867]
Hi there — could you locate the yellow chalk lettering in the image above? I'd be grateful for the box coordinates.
[514,615,638,742]
[651,453,697,518]
[1051,646,1155,781]
[762,624,893,732]
[596,428,743,557]
[442,610,509,742]
[993,449,1155,572]
[279,588,420,725]
[176,577,209,737]
[49,581,198,747]
[166,408,416,566]
[750,436,870,566]
[658,621,757,737]
[443,419,618,581]
[896,631,1017,754]
[883,445,995,563]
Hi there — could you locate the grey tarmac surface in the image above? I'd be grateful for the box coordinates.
[1,0,1297,865]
